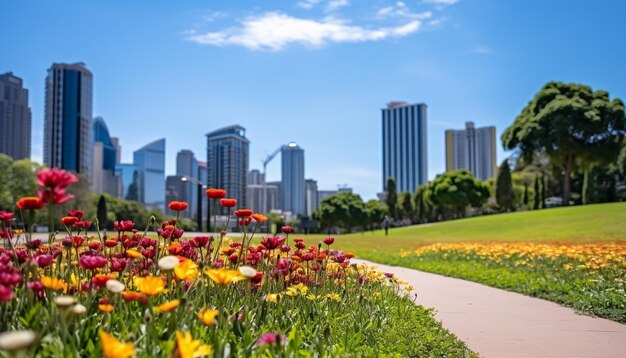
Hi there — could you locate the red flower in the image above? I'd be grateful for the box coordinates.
[323,237,335,245]
[168,201,189,211]
[281,226,293,234]
[37,187,73,204]
[60,216,79,226]
[72,236,85,248]
[67,209,84,219]
[79,255,107,270]
[220,198,237,208]
[206,189,226,199]
[35,254,54,268]
[16,197,44,210]
[235,209,253,218]
[113,220,135,232]
[105,239,118,248]
[73,220,92,229]
[261,236,286,250]
[37,168,77,189]
[0,211,14,222]
[88,241,101,250]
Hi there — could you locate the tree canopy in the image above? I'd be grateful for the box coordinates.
[427,170,490,217]
[495,160,514,211]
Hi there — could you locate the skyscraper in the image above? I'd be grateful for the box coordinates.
[115,163,138,200]
[0,72,31,160]
[176,150,199,219]
[91,117,120,196]
[206,125,248,212]
[44,63,93,174]
[281,142,305,217]
[248,169,265,185]
[445,122,497,181]
[305,179,318,217]
[382,101,428,193]
[133,138,165,211]
[198,161,208,221]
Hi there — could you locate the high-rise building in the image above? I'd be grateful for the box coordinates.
[115,163,138,200]
[246,183,279,214]
[305,179,318,217]
[165,175,189,216]
[198,161,208,221]
[281,142,305,217]
[44,63,93,174]
[248,169,265,185]
[382,101,428,193]
[206,125,248,212]
[133,138,165,211]
[176,150,199,219]
[0,72,31,160]
[445,122,497,181]
[91,117,120,196]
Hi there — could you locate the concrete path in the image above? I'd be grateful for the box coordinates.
[355,259,626,358]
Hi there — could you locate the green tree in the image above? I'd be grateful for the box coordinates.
[427,170,490,218]
[533,177,540,210]
[502,82,626,205]
[397,192,414,222]
[413,186,429,223]
[523,183,529,207]
[364,200,388,231]
[385,177,397,220]
[495,160,514,212]
[97,195,108,229]
[314,192,365,233]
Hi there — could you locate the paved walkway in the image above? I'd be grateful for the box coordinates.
[354,259,626,358]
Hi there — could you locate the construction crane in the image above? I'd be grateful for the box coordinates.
[261,143,295,213]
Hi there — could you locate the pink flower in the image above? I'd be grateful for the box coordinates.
[261,237,286,250]
[113,220,135,232]
[323,237,335,245]
[0,285,14,301]
[256,332,286,346]
[67,209,84,219]
[79,255,108,270]
[37,168,77,189]
[37,187,74,204]
[0,211,14,222]
[35,254,54,268]
[281,226,293,234]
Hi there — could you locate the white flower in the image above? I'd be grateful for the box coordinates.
[105,279,125,294]
[238,266,257,278]
[158,255,179,271]
[71,304,87,315]
[54,295,77,307]
[0,330,36,351]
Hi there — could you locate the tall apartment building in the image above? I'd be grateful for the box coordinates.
[91,117,120,196]
[0,72,31,160]
[305,179,318,217]
[176,150,199,219]
[44,63,93,175]
[382,101,428,193]
[206,125,248,213]
[133,138,166,211]
[281,142,305,217]
[445,122,497,181]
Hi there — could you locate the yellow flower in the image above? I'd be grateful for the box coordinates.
[99,304,115,313]
[285,283,308,297]
[127,249,143,259]
[197,308,219,325]
[265,293,281,303]
[174,260,198,282]
[306,294,320,300]
[205,269,244,285]
[175,331,212,358]
[156,299,180,313]
[325,293,341,301]
[134,276,166,296]
[41,276,68,292]
[99,330,135,358]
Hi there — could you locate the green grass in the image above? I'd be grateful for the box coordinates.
[317,202,626,256]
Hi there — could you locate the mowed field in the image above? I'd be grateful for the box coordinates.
[313,202,626,256]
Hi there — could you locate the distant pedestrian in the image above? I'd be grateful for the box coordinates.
[383,216,391,236]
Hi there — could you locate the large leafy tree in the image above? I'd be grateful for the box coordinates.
[502,82,626,205]
[427,170,490,218]
[495,160,514,212]
[364,200,388,231]
[314,192,365,232]
[413,185,429,223]
[397,192,414,222]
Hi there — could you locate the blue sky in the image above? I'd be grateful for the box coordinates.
[3,0,625,200]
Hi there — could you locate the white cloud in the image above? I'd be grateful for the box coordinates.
[326,0,350,11]
[471,45,492,54]
[376,2,432,21]
[187,12,421,51]
[424,0,459,5]
[297,0,322,9]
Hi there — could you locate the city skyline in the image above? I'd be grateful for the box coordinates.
[3,1,626,200]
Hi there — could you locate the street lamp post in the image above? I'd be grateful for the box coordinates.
[181,176,203,232]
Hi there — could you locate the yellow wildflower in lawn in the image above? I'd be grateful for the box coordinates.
[99,304,114,313]
[197,308,219,325]
[134,276,166,296]
[127,249,143,259]
[175,331,212,358]
[156,299,180,313]
[174,260,199,281]
[265,293,281,303]
[205,269,244,285]
[325,293,341,301]
[285,283,308,297]
[306,294,320,300]
[99,331,135,358]
[41,276,67,292]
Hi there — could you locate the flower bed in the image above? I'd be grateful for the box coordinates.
[0,168,473,357]
[383,242,626,323]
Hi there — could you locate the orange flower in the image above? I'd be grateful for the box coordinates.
[205,269,244,285]
[16,197,44,210]
[41,276,67,292]
[126,249,143,259]
[92,274,116,287]
[234,209,253,218]
[174,259,198,281]
[205,189,226,199]
[219,198,237,208]
[252,213,267,223]
[99,304,114,313]
[99,330,135,358]
[175,331,212,358]
[168,242,183,255]
[197,308,219,325]
[134,276,166,296]
[120,291,147,304]
[168,201,189,211]
[155,299,180,313]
